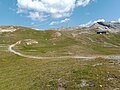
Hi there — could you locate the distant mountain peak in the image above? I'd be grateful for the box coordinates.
[91,22,120,32]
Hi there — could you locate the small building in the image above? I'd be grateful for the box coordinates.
[97,30,107,34]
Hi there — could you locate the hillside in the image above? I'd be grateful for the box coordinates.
[1,23,120,56]
[0,23,120,90]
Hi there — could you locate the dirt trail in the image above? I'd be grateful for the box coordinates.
[8,41,120,60]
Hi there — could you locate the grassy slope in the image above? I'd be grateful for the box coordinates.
[10,27,120,56]
[0,51,120,90]
[0,27,120,90]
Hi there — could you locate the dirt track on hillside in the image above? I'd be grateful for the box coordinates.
[8,41,120,60]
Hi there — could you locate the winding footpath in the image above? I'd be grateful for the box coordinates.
[8,41,120,60]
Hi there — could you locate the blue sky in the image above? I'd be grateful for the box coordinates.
[0,0,120,29]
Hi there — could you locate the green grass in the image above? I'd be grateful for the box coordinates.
[0,51,120,90]
[14,32,120,56]
[0,26,120,90]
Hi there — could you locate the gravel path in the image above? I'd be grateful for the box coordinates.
[8,41,120,60]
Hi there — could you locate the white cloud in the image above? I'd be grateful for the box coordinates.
[79,21,92,27]
[76,0,91,6]
[110,18,120,23]
[49,21,59,26]
[110,21,116,23]
[31,22,35,25]
[9,7,16,12]
[118,18,120,22]
[27,12,48,21]
[60,18,70,23]
[49,18,70,25]
[93,19,105,23]
[79,19,106,27]
[17,0,91,21]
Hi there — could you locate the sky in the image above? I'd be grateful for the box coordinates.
[0,0,120,29]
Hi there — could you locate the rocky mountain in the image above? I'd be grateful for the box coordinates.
[90,22,120,32]
[55,26,81,31]
[55,22,120,33]
[0,26,17,32]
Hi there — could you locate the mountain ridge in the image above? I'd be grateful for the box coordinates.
[55,22,120,32]
[0,22,120,33]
